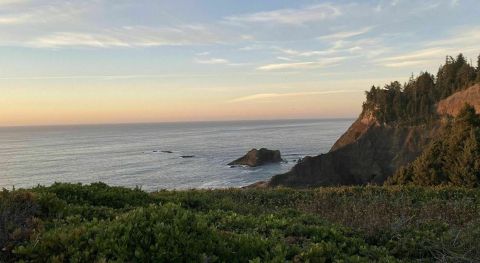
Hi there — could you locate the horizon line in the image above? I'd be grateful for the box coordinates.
[0,116,357,129]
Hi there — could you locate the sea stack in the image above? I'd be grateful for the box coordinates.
[229,148,283,167]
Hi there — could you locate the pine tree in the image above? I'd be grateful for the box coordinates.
[456,103,480,127]
[411,141,445,186]
[363,53,477,125]
[476,54,480,83]
[449,129,480,187]
[388,104,480,187]
[456,63,476,89]
[387,165,413,185]
[456,53,466,65]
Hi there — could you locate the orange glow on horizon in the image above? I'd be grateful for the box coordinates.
[0,87,362,126]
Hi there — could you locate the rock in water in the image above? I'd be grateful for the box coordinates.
[228,148,282,167]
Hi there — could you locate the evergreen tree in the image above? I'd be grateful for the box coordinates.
[449,129,480,187]
[386,165,412,185]
[456,103,480,127]
[456,53,466,65]
[477,54,480,70]
[388,104,480,187]
[456,63,476,88]
[411,141,445,186]
[476,54,480,83]
[363,53,477,125]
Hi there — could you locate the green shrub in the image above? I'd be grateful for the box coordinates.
[1,183,478,262]
[33,182,154,209]
[0,190,42,261]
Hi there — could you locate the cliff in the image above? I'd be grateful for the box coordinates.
[268,84,480,187]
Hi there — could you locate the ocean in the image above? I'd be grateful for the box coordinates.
[0,119,353,191]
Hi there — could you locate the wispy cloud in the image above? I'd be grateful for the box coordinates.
[424,26,480,48]
[381,48,447,62]
[317,27,373,40]
[0,0,29,5]
[0,2,87,25]
[273,36,386,64]
[378,26,480,68]
[194,57,229,64]
[225,4,342,25]
[228,89,360,103]
[195,51,210,56]
[383,60,432,68]
[378,48,446,67]
[26,25,221,48]
[276,56,295,61]
[275,47,335,57]
[375,0,456,14]
[194,55,249,67]
[238,44,265,51]
[30,32,130,48]
[0,73,228,81]
[257,57,345,71]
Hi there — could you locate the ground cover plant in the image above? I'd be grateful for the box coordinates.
[0,182,479,262]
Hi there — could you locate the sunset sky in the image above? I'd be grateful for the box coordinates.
[0,0,479,126]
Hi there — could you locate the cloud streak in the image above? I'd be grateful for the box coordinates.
[0,1,90,25]
[194,57,229,64]
[257,57,346,71]
[26,25,222,48]
[228,89,361,103]
[378,26,480,68]
[225,4,342,25]
[317,27,373,40]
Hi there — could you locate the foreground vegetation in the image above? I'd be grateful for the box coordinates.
[1,183,479,262]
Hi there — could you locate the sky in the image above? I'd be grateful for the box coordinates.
[0,0,479,126]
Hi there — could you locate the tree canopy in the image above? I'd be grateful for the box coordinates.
[387,104,480,187]
[362,53,480,125]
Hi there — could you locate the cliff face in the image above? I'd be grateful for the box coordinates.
[329,111,378,152]
[268,84,480,187]
[269,123,442,187]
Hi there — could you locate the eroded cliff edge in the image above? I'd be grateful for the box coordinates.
[268,84,480,187]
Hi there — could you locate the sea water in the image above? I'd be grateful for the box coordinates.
[0,119,353,191]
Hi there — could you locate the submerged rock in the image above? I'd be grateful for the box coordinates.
[228,148,282,167]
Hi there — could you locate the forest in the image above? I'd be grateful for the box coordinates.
[361,54,480,188]
[388,104,480,187]
[362,54,480,125]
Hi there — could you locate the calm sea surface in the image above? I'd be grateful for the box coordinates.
[0,119,353,191]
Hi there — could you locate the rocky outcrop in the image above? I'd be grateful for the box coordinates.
[269,123,443,187]
[229,148,282,167]
[330,110,378,152]
[269,84,480,187]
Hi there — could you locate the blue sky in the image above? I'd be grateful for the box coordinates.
[0,0,479,126]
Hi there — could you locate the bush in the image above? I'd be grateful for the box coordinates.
[1,183,478,262]
[0,190,42,261]
[33,182,154,209]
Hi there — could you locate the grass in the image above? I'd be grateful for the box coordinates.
[1,182,479,262]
